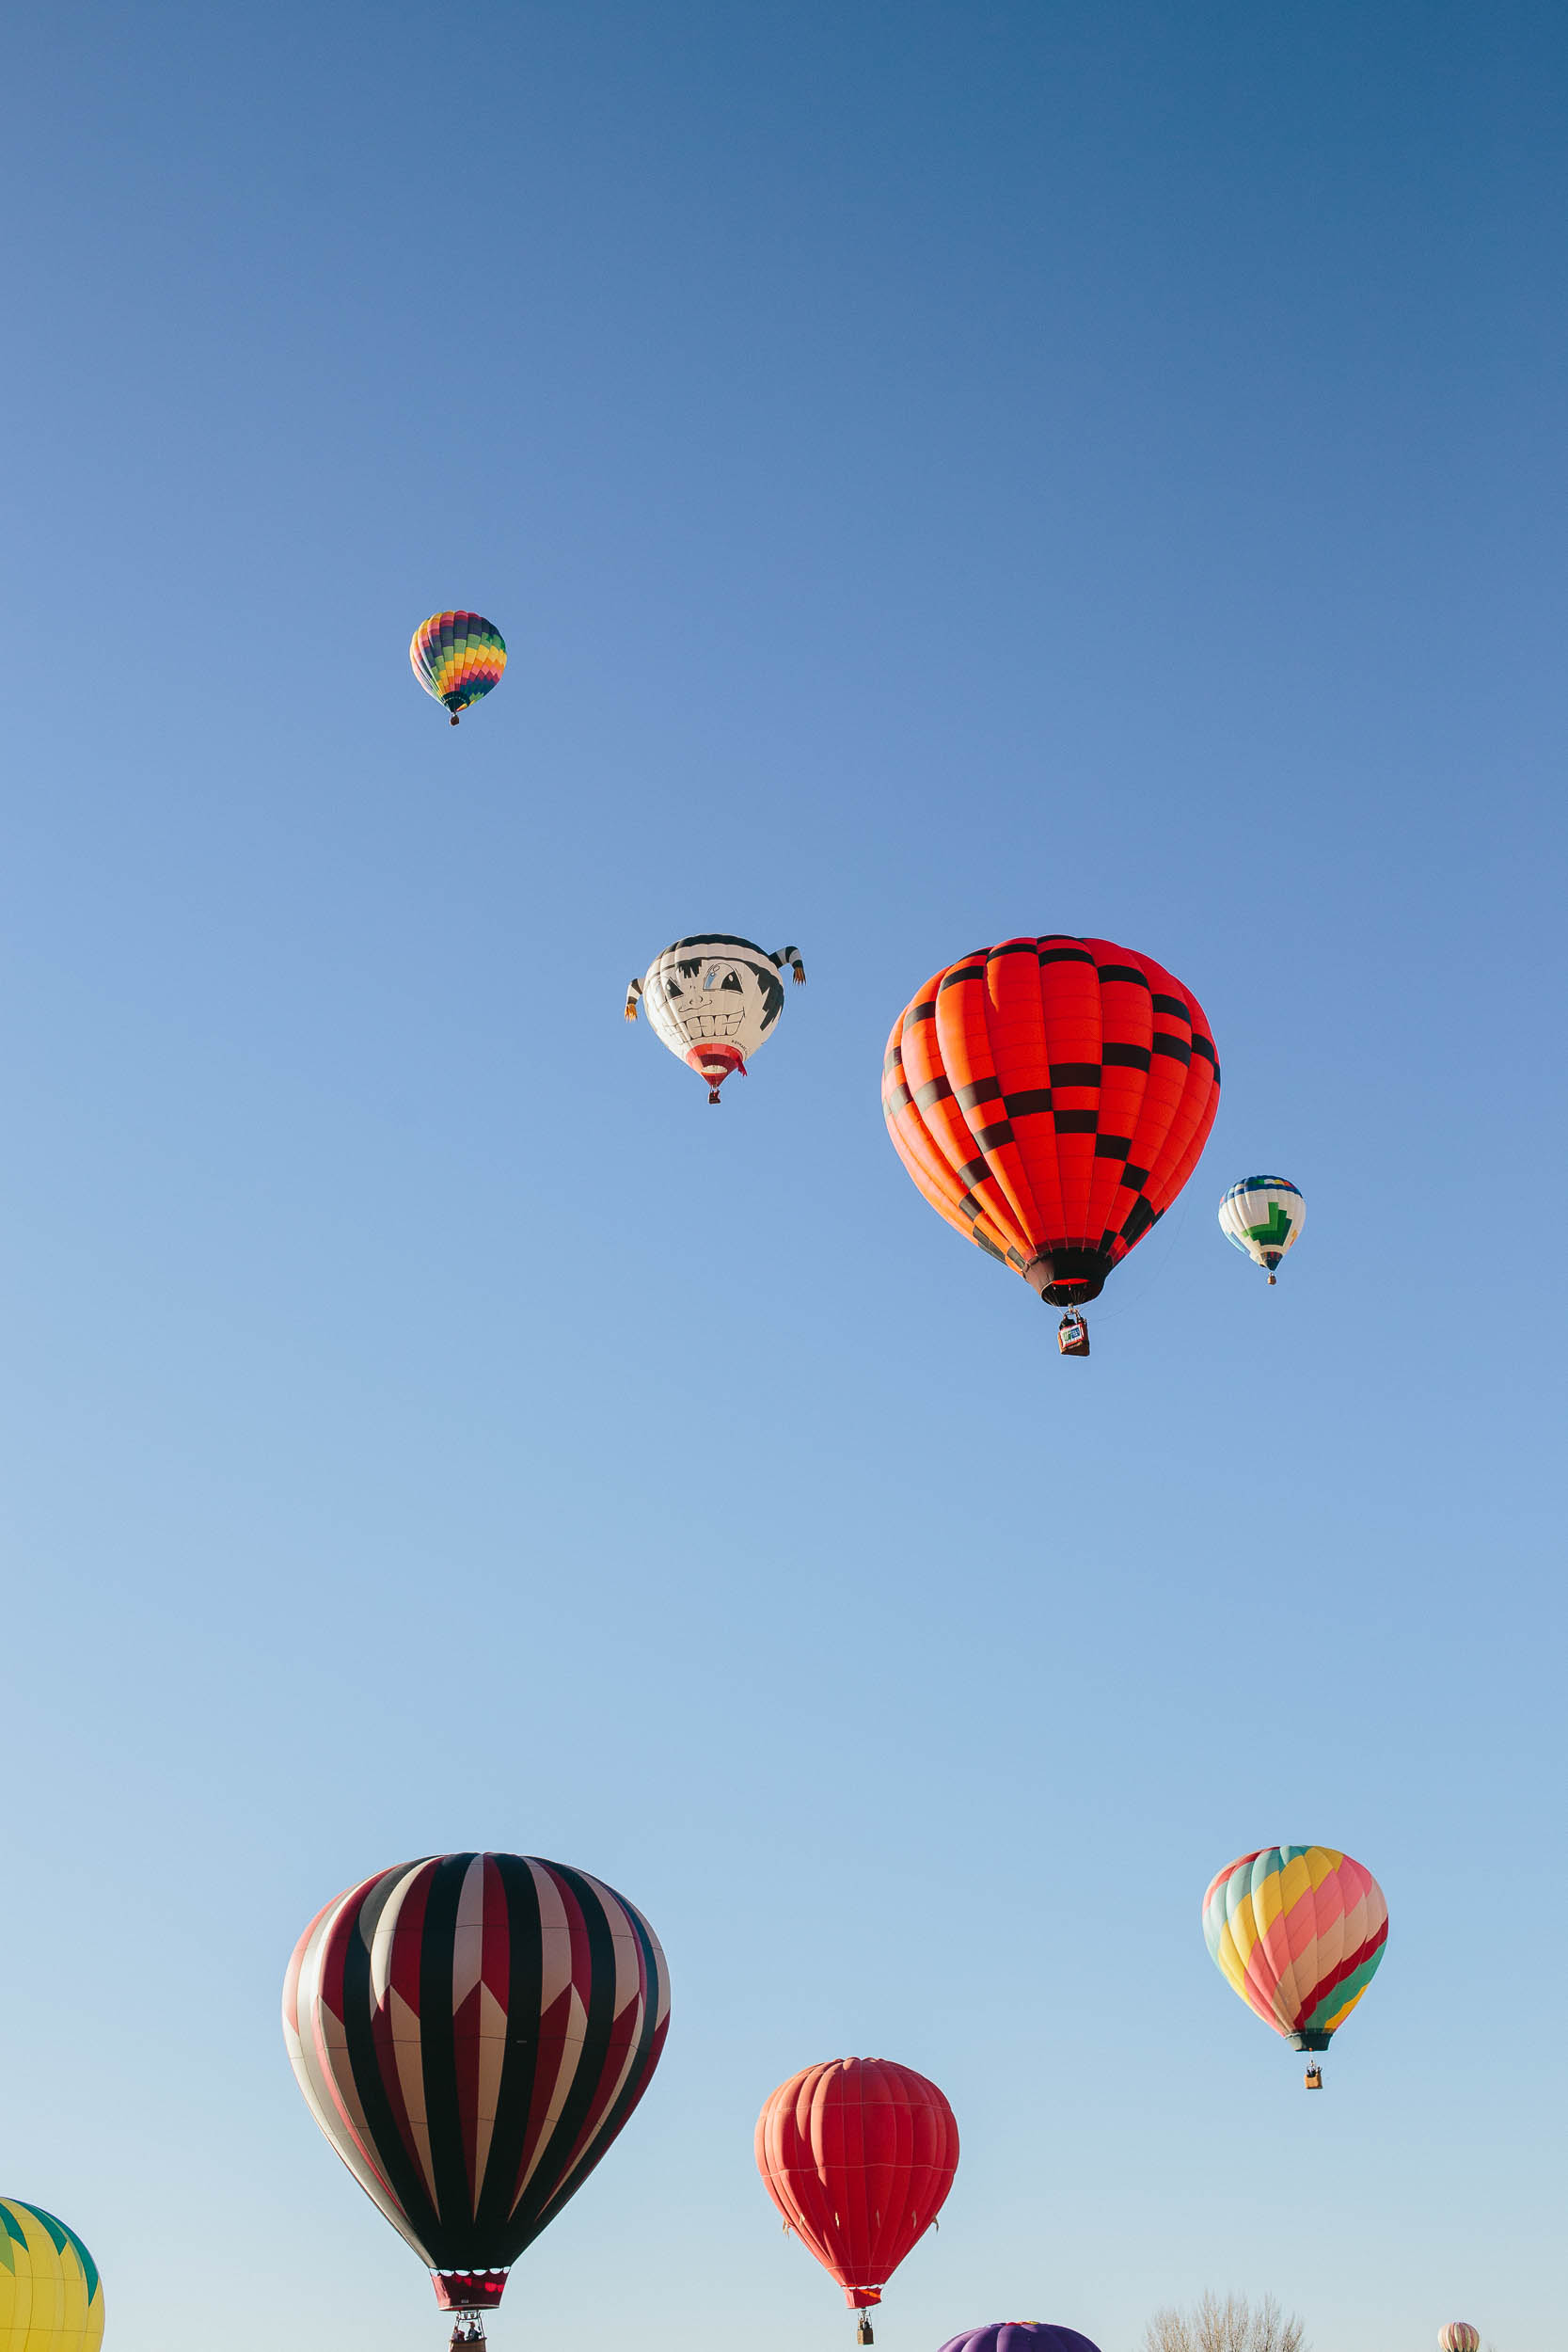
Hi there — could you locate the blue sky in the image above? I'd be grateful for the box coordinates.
[2,6,1563,2349]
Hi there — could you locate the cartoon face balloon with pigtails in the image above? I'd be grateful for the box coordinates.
[626,934,805,1102]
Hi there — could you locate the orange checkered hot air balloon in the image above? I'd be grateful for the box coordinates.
[882,935,1219,1356]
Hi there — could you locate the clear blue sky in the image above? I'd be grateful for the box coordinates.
[2,7,1562,2349]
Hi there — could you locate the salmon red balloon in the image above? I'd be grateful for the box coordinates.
[883,936,1219,1313]
[1202,1846,1388,2066]
[283,1852,670,2317]
[409,612,507,725]
[755,2057,958,2317]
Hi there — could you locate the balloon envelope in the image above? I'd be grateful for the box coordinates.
[755,2057,958,2309]
[1202,1846,1387,2052]
[940,2328,1101,2352]
[633,935,803,1097]
[883,936,1219,1307]
[409,612,507,722]
[1218,1176,1305,1276]
[284,1851,670,2309]
[1438,2328,1481,2352]
[0,2200,104,2352]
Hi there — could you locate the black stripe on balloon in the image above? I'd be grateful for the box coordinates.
[512,1868,642,2252]
[471,1853,546,2257]
[1049,1062,1100,1088]
[974,1232,1006,1262]
[1121,1197,1157,1243]
[340,1875,443,2261]
[1151,993,1190,1020]
[420,1854,475,2265]
[973,1120,1014,1151]
[1096,961,1148,987]
[1003,1089,1053,1119]
[509,1867,618,2243]
[1038,944,1094,965]
[517,1893,668,2257]
[938,963,985,993]
[1150,1035,1191,1063]
[1102,1042,1151,1071]
[956,1076,1002,1109]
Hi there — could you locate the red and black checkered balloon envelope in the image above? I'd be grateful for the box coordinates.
[283,1852,670,2320]
[883,935,1220,1316]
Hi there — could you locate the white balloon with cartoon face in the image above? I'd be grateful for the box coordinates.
[629,934,803,1098]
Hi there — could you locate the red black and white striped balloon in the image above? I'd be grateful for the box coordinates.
[283,1853,670,2312]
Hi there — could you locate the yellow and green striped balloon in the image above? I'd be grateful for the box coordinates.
[408,611,507,726]
[0,2199,103,2352]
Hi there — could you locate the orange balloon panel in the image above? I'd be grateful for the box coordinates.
[882,936,1220,1306]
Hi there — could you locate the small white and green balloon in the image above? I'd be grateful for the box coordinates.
[1218,1175,1304,1283]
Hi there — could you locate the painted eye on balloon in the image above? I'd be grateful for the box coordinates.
[664,977,684,998]
[721,970,743,992]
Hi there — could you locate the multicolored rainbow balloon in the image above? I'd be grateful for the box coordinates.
[409,611,507,726]
[1202,1845,1388,2084]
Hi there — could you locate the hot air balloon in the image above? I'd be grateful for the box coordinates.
[883,935,1219,1354]
[1202,1846,1387,2089]
[940,2328,1101,2352]
[0,2199,104,2352]
[755,2057,957,2344]
[409,612,507,725]
[1438,2328,1481,2352]
[283,1852,670,2343]
[626,936,805,1103]
[1218,1176,1304,1283]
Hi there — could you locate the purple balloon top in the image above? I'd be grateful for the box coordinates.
[939,2329,1101,2352]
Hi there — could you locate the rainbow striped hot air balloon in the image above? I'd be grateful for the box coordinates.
[0,2199,104,2352]
[409,612,507,726]
[1202,1846,1387,2088]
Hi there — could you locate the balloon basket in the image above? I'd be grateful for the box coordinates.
[857,2325,875,2345]
[1304,2064,1323,2090]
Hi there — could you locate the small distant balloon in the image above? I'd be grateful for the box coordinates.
[1438,2329,1481,2352]
[409,612,507,725]
[0,2199,104,2352]
[1218,1175,1305,1283]
[626,934,805,1103]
